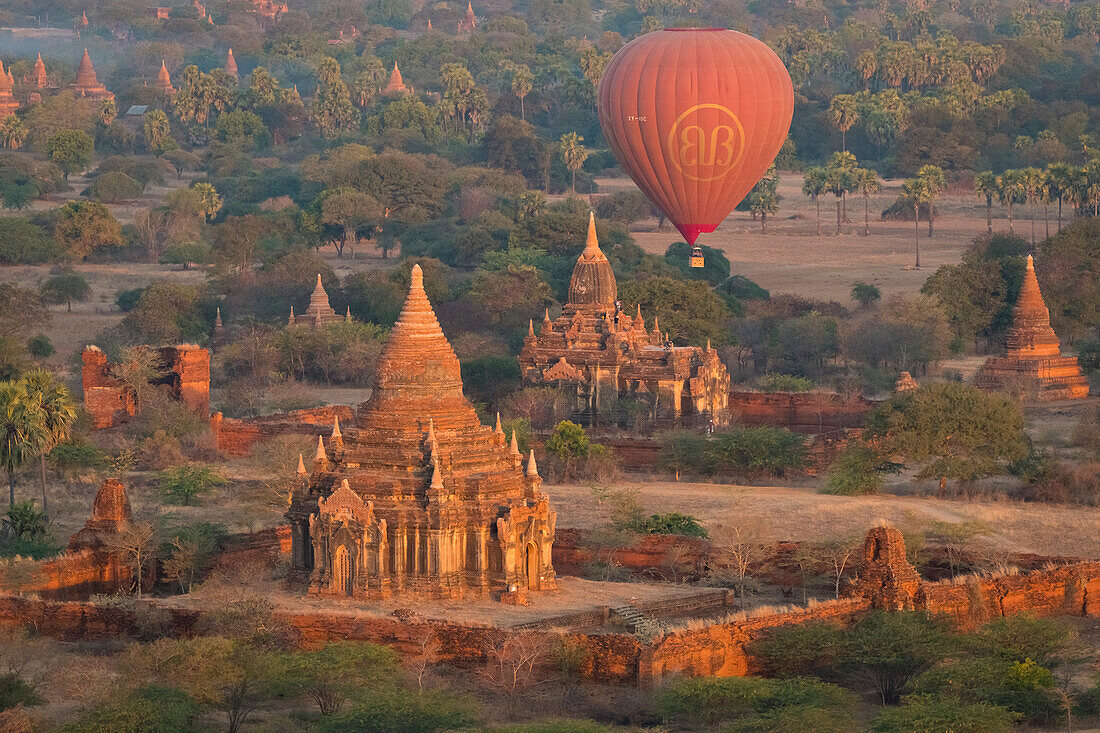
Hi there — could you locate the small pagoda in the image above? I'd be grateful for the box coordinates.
[155,60,175,96]
[975,255,1089,401]
[0,62,20,116]
[30,53,49,89]
[288,265,556,600]
[70,49,114,101]
[225,49,239,80]
[381,62,412,96]
[458,1,476,31]
[518,213,730,426]
[288,274,347,329]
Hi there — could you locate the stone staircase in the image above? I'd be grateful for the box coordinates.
[609,604,664,639]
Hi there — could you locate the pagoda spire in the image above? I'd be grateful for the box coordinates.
[430,455,444,490]
[225,48,238,79]
[509,430,521,459]
[1005,255,1061,358]
[331,416,342,445]
[32,53,47,88]
[314,435,327,463]
[526,450,539,478]
[494,412,504,437]
[296,453,306,476]
[582,210,601,256]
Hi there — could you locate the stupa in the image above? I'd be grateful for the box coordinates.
[975,255,1089,401]
[0,62,20,116]
[225,49,239,80]
[518,213,730,426]
[156,60,175,96]
[458,1,476,31]
[288,265,556,599]
[288,274,344,329]
[30,53,48,89]
[382,62,412,95]
[70,49,114,101]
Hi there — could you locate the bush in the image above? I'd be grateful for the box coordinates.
[0,218,60,264]
[908,657,1059,725]
[872,697,1017,733]
[115,287,146,312]
[750,622,845,678]
[319,689,478,733]
[156,465,225,505]
[0,673,41,712]
[822,445,885,495]
[624,512,708,538]
[4,501,46,540]
[0,536,62,559]
[708,427,807,483]
[63,685,201,733]
[719,275,769,301]
[48,442,110,472]
[655,676,854,729]
[545,420,589,462]
[26,334,54,359]
[973,614,1078,667]
[756,373,814,392]
[85,171,143,202]
[594,189,651,225]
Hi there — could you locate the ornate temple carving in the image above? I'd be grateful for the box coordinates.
[975,255,1089,402]
[288,265,557,600]
[518,213,730,426]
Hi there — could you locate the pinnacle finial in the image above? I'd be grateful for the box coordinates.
[653,314,659,334]
[314,435,326,461]
[410,263,424,290]
[543,308,551,322]
[528,319,534,336]
[430,456,443,489]
[526,449,539,478]
[340,478,351,492]
[332,416,342,440]
[426,417,435,443]
[494,412,503,436]
[510,429,521,457]
[296,453,306,475]
[1026,254,1034,269]
[583,211,599,254]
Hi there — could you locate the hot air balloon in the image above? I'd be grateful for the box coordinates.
[597,29,794,248]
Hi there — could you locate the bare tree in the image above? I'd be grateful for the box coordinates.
[821,536,860,599]
[711,520,767,603]
[409,630,441,691]
[481,632,552,718]
[108,522,158,597]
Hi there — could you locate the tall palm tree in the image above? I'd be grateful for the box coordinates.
[854,168,881,235]
[974,171,998,233]
[0,382,46,507]
[902,177,924,268]
[802,167,828,235]
[998,169,1025,233]
[916,165,945,237]
[826,166,853,235]
[510,65,533,122]
[559,132,588,195]
[1021,167,1045,246]
[1044,162,1079,232]
[19,370,76,514]
[828,94,860,151]
[829,151,858,221]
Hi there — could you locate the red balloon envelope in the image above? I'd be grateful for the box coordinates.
[597,29,794,244]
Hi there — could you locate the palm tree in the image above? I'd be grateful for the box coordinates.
[825,166,853,235]
[997,169,1025,233]
[802,167,828,235]
[829,151,858,221]
[0,382,46,506]
[1044,163,1079,232]
[510,65,533,122]
[1021,167,1045,246]
[902,177,924,268]
[559,132,588,194]
[916,165,945,237]
[974,171,998,233]
[828,94,860,151]
[854,168,881,235]
[19,370,76,514]
[0,115,27,150]
[750,189,779,233]
[192,182,222,222]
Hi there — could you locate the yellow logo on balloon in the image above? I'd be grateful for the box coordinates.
[667,104,746,182]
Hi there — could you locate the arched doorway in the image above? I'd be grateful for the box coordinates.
[332,545,351,596]
[525,542,540,590]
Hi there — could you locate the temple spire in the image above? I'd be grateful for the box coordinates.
[526,450,539,478]
[494,412,504,437]
[528,319,534,336]
[1005,255,1061,358]
[430,456,443,490]
[331,416,342,443]
[583,211,600,255]
[509,430,521,458]
[314,435,327,462]
[296,453,306,476]
[426,417,436,444]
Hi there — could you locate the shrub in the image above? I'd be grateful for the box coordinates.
[822,445,885,495]
[278,642,399,716]
[545,420,590,463]
[655,676,854,729]
[63,685,200,733]
[839,611,956,704]
[908,657,1059,725]
[4,502,46,540]
[0,537,62,559]
[319,689,478,733]
[871,697,1018,733]
[625,512,708,538]
[708,427,807,483]
[973,614,1078,667]
[26,334,53,359]
[85,171,143,202]
[750,622,845,678]
[156,465,225,505]
[0,673,42,712]
[48,442,110,472]
[756,373,814,392]
[0,218,59,264]
[719,274,769,301]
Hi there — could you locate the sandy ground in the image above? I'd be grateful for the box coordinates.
[544,481,1100,560]
[596,171,1045,304]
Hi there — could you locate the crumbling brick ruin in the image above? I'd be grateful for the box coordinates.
[855,525,923,610]
[82,344,210,429]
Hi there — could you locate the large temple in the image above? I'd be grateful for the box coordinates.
[518,214,730,426]
[975,255,1089,401]
[70,49,114,101]
[288,265,556,600]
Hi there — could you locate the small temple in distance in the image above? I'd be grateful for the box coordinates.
[288,265,556,600]
[975,255,1089,401]
[382,62,412,96]
[0,62,21,116]
[458,1,476,32]
[288,274,348,329]
[70,49,114,101]
[518,213,730,427]
[156,60,175,96]
[225,49,239,80]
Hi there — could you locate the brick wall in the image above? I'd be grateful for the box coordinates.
[211,406,356,456]
[82,345,211,429]
[728,391,876,433]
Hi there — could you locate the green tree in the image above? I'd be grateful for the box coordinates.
[53,201,122,259]
[707,427,806,484]
[802,166,828,236]
[279,642,397,716]
[558,132,588,194]
[872,698,1018,733]
[619,277,731,346]
[510,64,534,122]
[901,177,924,267]
[18,369,75,514]
[191,181,222,222]
[66,685,201,733]
[142,109,174,156]
[916,165,945,237]
[320,189,381,258]
[545,420,589,476]
[867,383,1028,486]
[39,269,90,312]
[825,163,854,235]
[828,94,860,151]
[46,129,94,179]
[842,611,956,705]
[854,168,881,235]
[156,465,225,506]
[851,282,881,308]
[974,171,999,233]
[997,170,1025,234]
[310,58,359,139]
[0,115,27,150]
[823,444,886,495]
[0,381,45,505]
[1020,166,1046,245]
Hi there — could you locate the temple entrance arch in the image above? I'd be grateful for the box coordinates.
[525,542,540,590]
[333,545,351,595]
